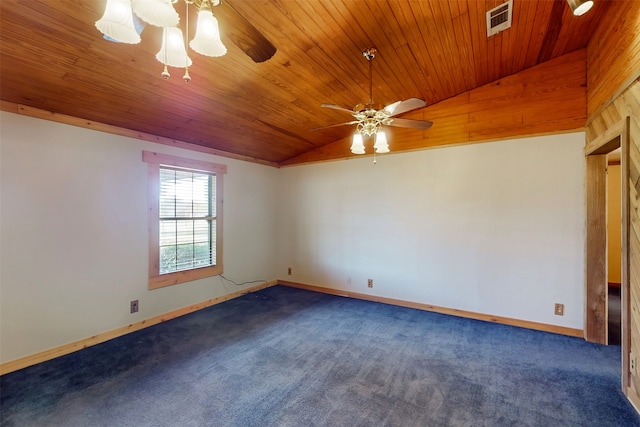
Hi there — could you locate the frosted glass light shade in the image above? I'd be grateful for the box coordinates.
[373,131,389,153]
[156,27,193,68]
[95,0,141,44]
[131,0,179,27]
[189,9,227,57]
[351,133,366,154]
[103,13,145,43]
[567,0,593,16]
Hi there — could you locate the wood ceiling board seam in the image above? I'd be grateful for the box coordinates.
[487,28,501,83]
[448,0,461,19]
[511,0,535,75]
[386,0,444,102]
[550,7,578,58]
[417,0,460,98]
[0,34,80,70]
[393,16,448,102]
[266,2,364,109]
[251,0,365,100]
[362,1,430,101]
[468,81,525,105]
[338,1,402,102]
[306,0,372,87]
[431,0,468,95]
[451,12,478,92]
[410,0,456,99]
[466,0,490,88]
[572,1,611,53]
[523,0,555,69]
[0,3,94,50]
[59,67,168,107]
[0,59,68,87]
[536,0,565,64]
[498,6,516,78]
[292,1,370,102]
[83,42,292,118]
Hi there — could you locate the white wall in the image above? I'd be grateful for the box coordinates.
[0,111,587,364]
[277,133,586,329]
[0,112,279,363]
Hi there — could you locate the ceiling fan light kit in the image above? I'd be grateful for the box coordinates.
[190,2,227,57]
[95,0,142,44]
[96,0,227,82]
[156,26,192,68]
[315,48,433,159]
[567,0,594,16]
[132,0,180,27]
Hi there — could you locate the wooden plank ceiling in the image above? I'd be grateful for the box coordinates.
[0,0,606,166]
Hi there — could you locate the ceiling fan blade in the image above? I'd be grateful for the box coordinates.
[321,104,355,114]
[215,2,276,63]
[384,98,427,117]
[310,121,360,131]
[388,117,433,130]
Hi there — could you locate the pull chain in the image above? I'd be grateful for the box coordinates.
[183,1,191,83]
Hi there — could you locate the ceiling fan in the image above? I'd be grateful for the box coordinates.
[96,0,276,82]
[313,48,433,155]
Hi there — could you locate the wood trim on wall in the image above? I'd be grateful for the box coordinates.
[585,119,627,155]
[143,151,226,289]
[0,102,279,168]
[585,154,609,344]
[279,280,584,338]
[621,116,631,391]
[0,281,278,376]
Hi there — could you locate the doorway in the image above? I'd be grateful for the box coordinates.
[584,116,630,390]
[607,150,622,345]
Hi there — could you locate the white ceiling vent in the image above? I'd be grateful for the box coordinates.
[486,0,513,37]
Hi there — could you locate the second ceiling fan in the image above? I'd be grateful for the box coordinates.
[314,48,433,154]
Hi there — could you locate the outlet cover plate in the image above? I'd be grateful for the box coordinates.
[554,303,564,316]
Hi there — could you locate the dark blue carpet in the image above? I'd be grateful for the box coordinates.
[1,285,639,426]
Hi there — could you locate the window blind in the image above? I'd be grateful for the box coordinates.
[158,167,216,274]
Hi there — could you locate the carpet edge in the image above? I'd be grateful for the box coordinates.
[0,280,278,376]
[278,280,584,338]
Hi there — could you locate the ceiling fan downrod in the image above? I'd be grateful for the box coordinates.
[362,48,376,105]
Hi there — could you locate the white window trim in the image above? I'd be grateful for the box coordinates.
[143,151,226,289]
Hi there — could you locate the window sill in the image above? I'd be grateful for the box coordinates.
[149,264,223,289]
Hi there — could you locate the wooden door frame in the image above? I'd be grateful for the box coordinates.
[584,116,630,390]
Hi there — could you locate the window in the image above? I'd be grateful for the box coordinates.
[143,151,226,289]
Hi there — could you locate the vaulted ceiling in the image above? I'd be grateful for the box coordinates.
[0,0,607,166]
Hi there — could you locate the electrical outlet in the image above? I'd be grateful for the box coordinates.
[554,303,564,316]
[368,279,373,288]
[631,353,637,375]
[288,267,292,275]
[130,300,139,314]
